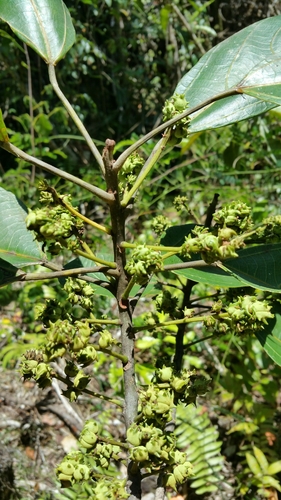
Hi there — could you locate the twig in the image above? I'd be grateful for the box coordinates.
[48,64,105,175]
[0,141,114,204]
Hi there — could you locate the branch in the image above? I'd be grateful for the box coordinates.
[4,266,119,287]
[163,259,214,271]
[121,129,172,207]
[0,141,114,204]
[48,64,105,175]
[113,88,239,171]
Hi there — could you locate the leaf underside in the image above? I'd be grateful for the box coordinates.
[0,187,43,267]
[0,0,75,64]
[175,16,281,132]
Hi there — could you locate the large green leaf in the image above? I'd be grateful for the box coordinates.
[0,188,43,267]
[0,0,75,64]
[164,240,281,291]
[224,244,281,292]
[0,258,22,287]
[175,16,281,132]
[0,110,9,142]
[255,302,281,366]
[165,254,244,288]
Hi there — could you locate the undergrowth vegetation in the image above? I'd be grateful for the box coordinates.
[1,2,281,500]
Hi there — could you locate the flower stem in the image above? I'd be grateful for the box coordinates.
[48,64,105,175]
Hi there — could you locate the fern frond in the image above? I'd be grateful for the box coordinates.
[176,404,224,496]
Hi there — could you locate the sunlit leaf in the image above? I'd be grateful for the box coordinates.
[227,422,259,435]
[0,187,43,267]
[0,109,9,142]
[0,0,75,64]
[175,16,281,132]
[267,461,281,476]
[253,446,269,473]
[246,452,262,475]
[255,302,281,366]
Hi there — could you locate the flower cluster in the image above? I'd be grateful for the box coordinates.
[155,290,178,316]
[162,93,190,144]
[21,350,52,388]
[213,201,253,233]
[151,215,171,235]
[56,421,125,497]
[56,451,91,487]
[125,245,164,283]
[208,295,274,335]
[118,152,144,196]
[25,183,84,254]
[181,226,243,264]
[64,277,95,310]
[173,195,189,213]
[254,215,281,243]
[126,366,209,490]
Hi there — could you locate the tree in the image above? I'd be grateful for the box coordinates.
[1,2,281,499]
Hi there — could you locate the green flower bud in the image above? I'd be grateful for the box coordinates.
[170,375,188,393]
[127,424,143,446]
[64,361,79,378]
[173,462,193,483]
[21,359,39,376]
[99,329,114,348]
[73,370,90,389]
[62,388,79,402]
[165,473,176,490]
[130,446,149,462]
[73,464,90,481]
[76,346,97,366]
[156,366,173,382]
[57,461,75,477]
[79,433,98,449]
[155,389,174,413]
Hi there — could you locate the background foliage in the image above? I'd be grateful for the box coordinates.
[1,1,281,499]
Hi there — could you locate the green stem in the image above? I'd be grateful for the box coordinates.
[120,242,181,252]
[54,374,123,407]
[113,88,239,172]
[75,249,117,268]
[86,318,121,326]
[98,435,130,450]
[62,198,112,235]
[91,344,128,363]
[121,276,138,301]
[184,333,214,349]
[132,315,207,333]
[0,141,114,204]
[12,266,119,285]
[121,129,172,207]
[48,64,105,175]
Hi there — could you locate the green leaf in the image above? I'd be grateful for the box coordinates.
[0,109,9,142]
[0,0,75,64]
[0,187,43,267]
[267,461,281,476]
[64,257,114,298]
[246,452,262,476]
[169,256,245,288]
[0,258,22,287]
[255,302,281,366]
[260,476,281,492]
[223,244,281,291]
[243,85,281,106]
[253,446,269,473]
[161,223,197,246]
[195,485,218,495]
[175,16,281,132]
[227,422,259,435]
